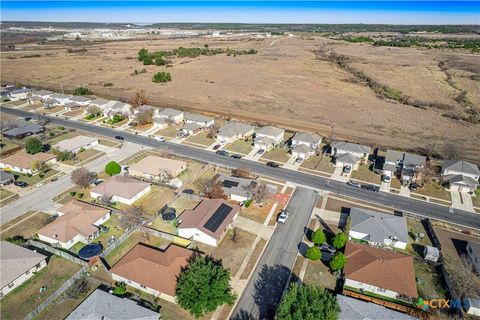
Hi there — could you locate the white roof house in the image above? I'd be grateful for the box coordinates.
[52,135,98,153]
[217,122,254,143]
[89,98,111,108]
[67,96,92,106]
[442,160,479,192]
[158,108,184,123]
[291,132,322,150]
[185,113,214,127]
[291,144,311,160]
[31,89,53,99]
[255,126,285,149]
[49,93,72,104]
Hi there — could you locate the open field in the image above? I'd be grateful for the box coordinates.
[2,35,479,161]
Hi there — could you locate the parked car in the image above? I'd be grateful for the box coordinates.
[361,184,379,192]
[14,181,28,188]
[216,150,229,156]
[296,157,303,163]
[319,243,336,254]
[212,144,221,150]
[382,175,391,183]
[114,135,124,140]
[266,162,280,168]
[409,182,418,191]
[231,154,242,159]
[92,179,104,186]
[277,210,289,223]
[347,180,361,188]
[257,149,265,155]
[343,165,352,174]
[155,136,166,142]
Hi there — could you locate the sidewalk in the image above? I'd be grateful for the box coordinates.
[234,215,275,239]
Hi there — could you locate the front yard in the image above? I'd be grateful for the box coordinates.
[239,198,276,224]
[185,132,215,146]
[350,164,381,184]
[300,155,335,174]
[261,147,291,163]
[0,188,17,205]
[61,149,104,166]
[45,131,79,146]
[413,181,451,202]
[15,169,60,186]
[154,125,181,138]
[0,255,82,320]
[0,211,53,240]
[224,139,253,155]
[130,123,153,132]
[43,105,64,114]
[302,259,337,291]
[63,109,84,118]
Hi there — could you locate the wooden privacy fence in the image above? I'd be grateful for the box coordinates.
[26,240,88,266]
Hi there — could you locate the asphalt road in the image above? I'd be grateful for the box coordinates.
[2,106,480,230]
[231,187,318,320]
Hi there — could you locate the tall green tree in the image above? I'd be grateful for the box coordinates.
[105,161,121,176]
[329,252,347,271]
[311,229,326,245]
[332,232,347,249]
[306,246,322,261]
[176,255,236,318]
[24,137,43,154]
[276,283,339,320]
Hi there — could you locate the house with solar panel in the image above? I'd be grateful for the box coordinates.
[177,198,240,246]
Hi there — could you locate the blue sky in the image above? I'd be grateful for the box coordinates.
[1,1,479,24]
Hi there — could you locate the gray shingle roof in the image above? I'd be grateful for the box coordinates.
[159,108,184,118]
[292,144,310,154]
[338,295,417,320]
[335,152,360,165]
[218,122,254,138]
[293,132,322,145]
[2,124,44,137]
[32,89,52,96]
[89,98,110,106]
[443,160,480,176]
[385,149,405,163]
[183,122,202,131]
[1,241,46,288]
[0,171,15,183]
[444,174,478,188]
[332,141,370,155]
[254,136,276,146]
[50,93,71,100]
[256,126,284,138]
[350,207,408,244]
[69,96,91,103]
[65,289,159,320]
[185,113,213,123]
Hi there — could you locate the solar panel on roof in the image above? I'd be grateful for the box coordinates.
[223,180,239,189]
[203,203,232,233]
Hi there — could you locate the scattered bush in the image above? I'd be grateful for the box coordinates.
[103,82,113,87]
[69,191,77,197]
[73,87,92,96]
[152,72,172,83]
[112,282,127,296]
[306,246,322,261]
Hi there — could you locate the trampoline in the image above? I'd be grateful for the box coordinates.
[161,207,177,221]
[78,243,102,260]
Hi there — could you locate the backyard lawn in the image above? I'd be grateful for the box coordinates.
[149,196,200,233]
[0,211,53,240]
[224,139,253,155]
[178,161,205,183]
[0,140,21,155]
[405,218,432,258]
[95,213,126,249]
[0,255,82,320]
[131,185,175,216]
[300,155,335,174]
[239,198,276,224]
[350,164,381,184]
[261,147,290,163]
[414,261,446,301]
[185,132,215,146]
[413,181,451,201]
[154,125,181,138]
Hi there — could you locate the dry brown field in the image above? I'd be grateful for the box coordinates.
[1,34,479,160]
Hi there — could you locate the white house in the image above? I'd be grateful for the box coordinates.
[291,144,311,160]
[441,160,480,193]
[331,141,370,170]
[90,175,151,205]
[37,199,111,249]
[8,88,32,101]
[0,241,47,298]
[158,108,184,123]
[64,102,82,111]
[217,122,255,143]
[30,89,53,102]
[67,96,92,106]
[49,93,72,105]
[0,151,57,175]
[291,132,322,150]
[254,126,284,151]
[185,113,215,128]
[52,135,99,154]
[104,101,132,119]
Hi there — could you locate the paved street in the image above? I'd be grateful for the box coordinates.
[2,106,480,230]
[231,187,318,320]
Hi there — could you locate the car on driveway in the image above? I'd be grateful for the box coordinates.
[216,150,229,156]
[257,149,265,155]
[361,184,379,192]
[382,175,391,183]
[212,144,221,150]
[14,181,28,188]
[155,136,166,142]
[347,180,361,188]
[266,162,280,168]
[343,165,352,174]
[277,210,289,223]
[409,182,418,191]
[231,154,242,159]
[296,157,303,163]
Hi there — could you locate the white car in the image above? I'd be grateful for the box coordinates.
[277,210,289,224]
[155,136,166,142]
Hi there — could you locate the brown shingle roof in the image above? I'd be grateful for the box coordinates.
[90,175,150,200]
[1,241,46,288]
[110,243,193,296]
[129,155,186,177]
[344,242,418,298]
[178,198,239,240]
[38,200,110,243]
[1,151,55,170]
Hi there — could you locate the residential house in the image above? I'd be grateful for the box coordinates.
[64,102,82,111]
[441,160,480,192]
[1,85,20,100]
[30,89,53,102]
[0,241,47,298]
[2,123,45,139]
[383,150,426,184]
[49,93,72,105]
[331,141,370,170]
[291,144,311,160]
[8,88,32,101]
[344,242,418,300]
[90,175,151,205]
[337,295,417,320]
[67,96,92,106]
[185,113,214,128]
[110,243,193,303]
[291,132,322,149]
[129,155,186,180]
[466,241,480,275]
[88,98,111,109]
[158,108,184,123]
[178,198,240,246]
[181,122,203,135]
[348,207,408,250]
[153,117,169,129]
[38,199,111,249]
[0,151,56,174]
[104,101,131,119]
[43,98,61,109]
[254,126,285,151]
[0,171,15,185]
[465,297,480,317]
[66,289,159,320]
[52,135,98,154]
[215,173,259,202]
[217,122,254,143]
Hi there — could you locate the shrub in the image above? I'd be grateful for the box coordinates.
[155,57,166,66]
[311,229,326,245]
[329,252,347,271]
[244,199,252,208]
[24,137,43,154]
[57,126,65,130]
[110,114,124,124]
[103,82,113,87]
[152,72,172,83]
[112,282,127,296]
[69,191,77,196]
[332,232,347,249]
[105,161,121,176]
[49,132,55,137]
[306,246,322,261]
[143,56,153,65]
[76,192,84,199]
[73,87,92,96]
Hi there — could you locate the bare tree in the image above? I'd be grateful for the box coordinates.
[418,163,437,187]
[228,227,238,242]
[136,108,154,125]
[205,181,225,199]
[98,194,112,206]
[31,160,50,175]
[194,177,213,195]
[442,141,460,160]
[158,169,173,183]
[34,111,49,125]
[232,167,252,179]
[65,276,89,299]
[86,105,102,116]
[253,183,268,204]
[71,168,97,189]
[130,89,148,109]
[207,124,219,139]
[121,205,147,230]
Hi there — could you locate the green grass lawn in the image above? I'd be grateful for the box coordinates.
[185,132,215,146]
[0,188,16,201]
[83,114,103,121]
[413,181,450,201]
[350,164,381,184]
[405,218,432,258]
[46,131,79,146]
[300,155,335,173]
[132,185,175,216]
[69,241,87,255]
[15,169,59,186]
[0,255,82,320]
[303,260,337,291]
[104,117,129,127]
[224,139,253,155]
[149,216,178,234]
[261,147,291,163]
[95,213,126,249]
[0,140,21,155]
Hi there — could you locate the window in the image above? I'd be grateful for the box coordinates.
[141,285,146,289]
[36,263,41,269]
[8,283,14,288]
